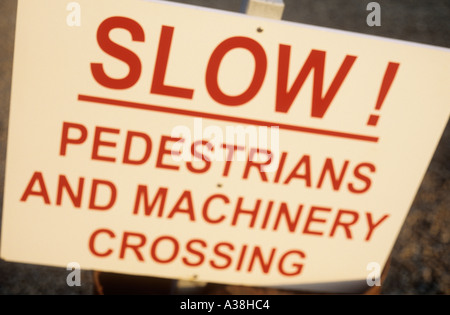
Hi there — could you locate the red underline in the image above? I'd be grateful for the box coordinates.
[77,94,379,143]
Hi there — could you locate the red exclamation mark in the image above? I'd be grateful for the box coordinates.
[367,62,400,126]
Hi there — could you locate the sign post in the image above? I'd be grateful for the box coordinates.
[1,0,449,294]
[241,0,285,19]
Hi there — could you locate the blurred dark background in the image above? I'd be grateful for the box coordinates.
[0,0,448,294]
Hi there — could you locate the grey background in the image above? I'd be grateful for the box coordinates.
[0,0,448,294]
